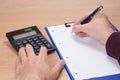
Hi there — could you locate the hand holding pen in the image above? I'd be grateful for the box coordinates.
[72,5,117,45]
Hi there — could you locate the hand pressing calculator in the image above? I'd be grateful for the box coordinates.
[6,26,55,55]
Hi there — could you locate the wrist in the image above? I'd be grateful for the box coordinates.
[16,74,42,80]
[102,28,114,45]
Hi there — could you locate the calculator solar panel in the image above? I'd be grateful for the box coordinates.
[6,26,55,55]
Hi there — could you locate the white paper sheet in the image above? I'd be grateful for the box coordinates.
[46,23,120,80]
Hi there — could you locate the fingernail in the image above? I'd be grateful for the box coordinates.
[25,44,31,47]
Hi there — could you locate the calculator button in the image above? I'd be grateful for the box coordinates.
[43,40,48,44]
[28,39,33,42]
[36,40,40,43]
[41,38,46,41]
[45,43,52,49]
[33,37,38,41]
[26,37,31,40]
[38,35,43,39]
[22,40,28,44]
[30,41,35,45]
[38,42,42,46]
[16,42,22,46]
[18,44,24,48]
[36,49,40,52]
[34,46,40,50]
[40,37,43,39]
[37,34,42,37]
[33,44,37,47]
[36,48,40,53]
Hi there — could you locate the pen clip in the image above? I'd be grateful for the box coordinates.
[65,22,74,27]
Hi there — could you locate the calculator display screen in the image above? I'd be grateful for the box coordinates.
[13,31,37,40]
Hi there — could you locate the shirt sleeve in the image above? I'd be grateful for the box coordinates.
[106,32,120,64]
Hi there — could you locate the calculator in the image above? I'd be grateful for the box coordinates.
[6,26,55,55]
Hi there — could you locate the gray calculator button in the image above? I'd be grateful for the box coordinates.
[33,37,38,41]
[45,43,52,49]
[36,40,40,43]
[16,42,22,46]
[43,40,47,44]
[18,44,24,48]
[28,39,33,42]
[33,44,37,47]
[34,46,40,49]
[36,49,40,52]
[30,41,35,45]
[38,42,42,46]
[23,40,28,44]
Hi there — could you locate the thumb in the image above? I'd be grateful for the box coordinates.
[51,60,65,79]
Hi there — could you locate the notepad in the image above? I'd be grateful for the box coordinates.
[45,22,120,80]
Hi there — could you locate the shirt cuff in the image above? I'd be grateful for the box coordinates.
[106,32,120,61]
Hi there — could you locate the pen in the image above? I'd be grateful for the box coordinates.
[110,22,119,32]
[81,5,103,24]
[80,5,119,32]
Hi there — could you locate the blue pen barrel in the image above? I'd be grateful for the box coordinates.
[110,22,119,32]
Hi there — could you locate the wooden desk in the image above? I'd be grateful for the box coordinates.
[0,0,120,80]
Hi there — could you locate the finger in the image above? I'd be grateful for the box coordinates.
[15,57,22,74]
[25,44,35,58]
[72,11,93,33]
[72,25,86,33]
[38,46,47,60]
[18,47,27,64]
[16,47,27,74]
[75,32,89,37]
[51,60,65,79]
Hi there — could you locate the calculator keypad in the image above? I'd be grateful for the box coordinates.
[16,34,55,55]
